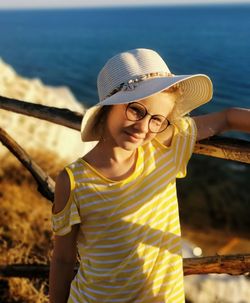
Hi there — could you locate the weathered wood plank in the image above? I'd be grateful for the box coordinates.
[1,95,250,278]
[0,95,83,131]
[194,137,250,164]
[184,253,250,276]
[1,95,250,164]
[0,127,55,201]
[0,254,249,278]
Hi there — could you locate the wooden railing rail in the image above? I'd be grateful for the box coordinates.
[1,95,250,164]
[0,126,55,201]
[0,254,249,278]
[1,94,250,277]
[0,95,82,131]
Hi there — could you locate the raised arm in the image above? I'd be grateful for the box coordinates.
[49,170,79,303]
[192,107,250,141]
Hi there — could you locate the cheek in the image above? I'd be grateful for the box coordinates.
[106,107,127,133]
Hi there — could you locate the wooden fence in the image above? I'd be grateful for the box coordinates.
[0,95,250,278]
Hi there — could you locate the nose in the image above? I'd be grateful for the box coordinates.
[134,115,150,133]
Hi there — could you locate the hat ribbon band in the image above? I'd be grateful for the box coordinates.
[103,72,175,100]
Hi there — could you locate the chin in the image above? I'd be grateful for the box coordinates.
[118,140,141,151]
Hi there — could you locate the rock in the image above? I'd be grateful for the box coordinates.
[185,273,250,303]
[0,58,92,164]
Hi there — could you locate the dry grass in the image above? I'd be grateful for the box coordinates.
[0,151,65,303]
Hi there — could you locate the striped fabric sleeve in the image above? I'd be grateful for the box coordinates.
[51,167,81,236]
[172,116,197,178]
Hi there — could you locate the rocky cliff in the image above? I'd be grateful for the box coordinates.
[0,58,88,164]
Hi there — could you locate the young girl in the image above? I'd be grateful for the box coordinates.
[49,48,250,303]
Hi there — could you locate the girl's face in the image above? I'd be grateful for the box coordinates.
[103,91,176,151]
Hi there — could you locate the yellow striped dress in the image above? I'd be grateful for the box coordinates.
[52,116,197,303]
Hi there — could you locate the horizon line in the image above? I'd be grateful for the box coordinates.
[0,2,250,11]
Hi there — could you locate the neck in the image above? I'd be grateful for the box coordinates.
[82,136,139,181]
[95,139,136,164]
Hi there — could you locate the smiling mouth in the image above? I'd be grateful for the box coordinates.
[125,131,145,140]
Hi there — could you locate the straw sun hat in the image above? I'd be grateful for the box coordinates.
[81,48,213,142]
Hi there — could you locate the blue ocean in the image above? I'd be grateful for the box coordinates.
[0,4,250,115]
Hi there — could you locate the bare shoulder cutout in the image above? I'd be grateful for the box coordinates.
[53,169,71,214]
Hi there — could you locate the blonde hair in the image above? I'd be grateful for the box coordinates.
[93,105,113,137]
[163,83,185,122]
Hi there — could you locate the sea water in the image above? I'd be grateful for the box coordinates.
[0,4,250,113]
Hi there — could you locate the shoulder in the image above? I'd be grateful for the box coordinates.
[156,117,196,148]
[172,116,197,141]
[53,169,71,214]
[56,169,70,191]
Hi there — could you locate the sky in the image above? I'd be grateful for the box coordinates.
[0,0,250,9]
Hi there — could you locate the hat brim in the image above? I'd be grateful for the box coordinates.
[81,74,213,142]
